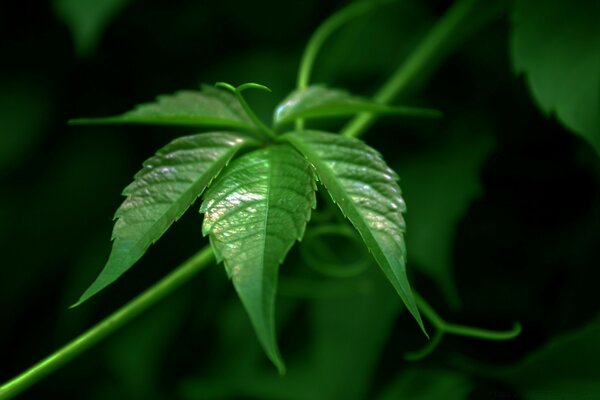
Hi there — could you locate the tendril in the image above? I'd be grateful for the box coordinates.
[300,224,370,278]
[215,81,277,140]
[405,292,522,360]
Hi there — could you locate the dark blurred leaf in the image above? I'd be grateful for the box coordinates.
[0,133,127,336]
[511,0,600,154]
[180,265,403,400]
[314,0,433,85]
[54,0,134,57]
[283,131,424,332]
[0,82,49,173]
[503,314,600,399]
[177,297,268,399]
[106,290,188,399]
[201,145,316,373]
[75,132,254,305]
[284,272,400,400]
[378,367,473,400]
[218,0,317,43]
[398,129,495,307]
[274,86,440,127]
[70,87,256,131]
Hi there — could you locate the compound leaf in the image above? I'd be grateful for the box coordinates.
[200,144,316,372]
[274,86,440,127]
[282,130,424,333]
[70,86,256,131]
[75,132,254,305]
[511,0,600,154]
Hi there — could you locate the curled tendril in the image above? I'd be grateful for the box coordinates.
[214,81,276,140]
[300,224,371,278]
[405,293,523,361]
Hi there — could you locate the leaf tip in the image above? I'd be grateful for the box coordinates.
[69,294,90,309]
[68,301,82,309]
[68,118,92,125]
[275,360,287,376]
[410,300,429,339]
[420,323,430,340]
[277,365,287,376]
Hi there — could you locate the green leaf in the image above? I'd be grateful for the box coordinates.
[54,0,133,57]
[511,0,600,154]
[274,86,441,127]
[200,144,316,372]
[282,130,425,333]
[70,86,256,131]
[75,132,253,305]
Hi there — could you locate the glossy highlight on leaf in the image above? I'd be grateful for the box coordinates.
[282,130,425,333]
[200,145,316,373]
[274,86,441,127]
[74,132,254,306]
[70,86,256,131]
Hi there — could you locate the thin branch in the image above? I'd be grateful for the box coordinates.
[341,0,484,138]
[295,0,390,130]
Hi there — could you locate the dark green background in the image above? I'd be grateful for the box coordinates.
[1,0,599,399]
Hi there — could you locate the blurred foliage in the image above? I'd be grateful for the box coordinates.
[53,0,135,57]
[378,367,473,400]
[1,0,599,399]
[503,313,600,399]
[397,119,495,308]
[0,81,51,174]
[511,0,600,155]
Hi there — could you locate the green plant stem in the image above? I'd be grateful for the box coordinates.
[296,1,386,91]
[295,0,387,130]
[235,92,277,140]
[341,0,481,138]
[0,246,215,400]
[236,83,278,139]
